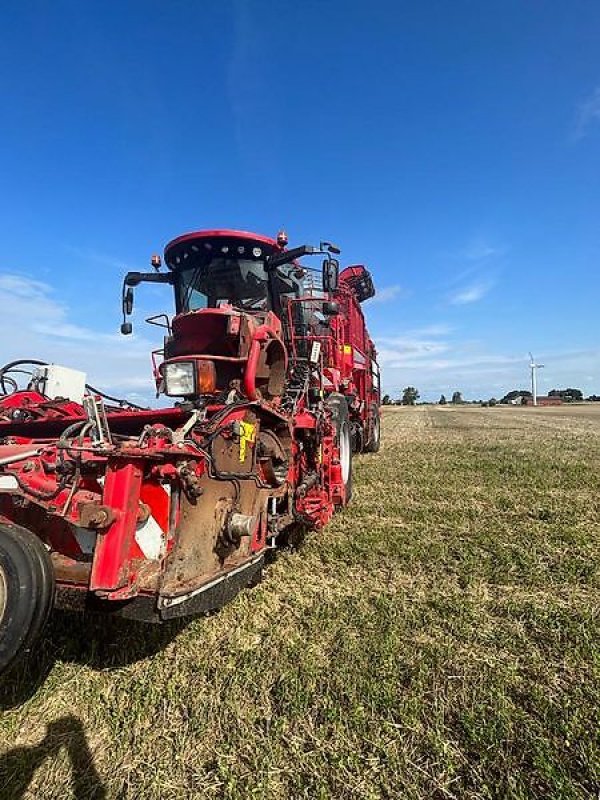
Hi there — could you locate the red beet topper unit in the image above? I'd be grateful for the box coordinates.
[0,229,380,672]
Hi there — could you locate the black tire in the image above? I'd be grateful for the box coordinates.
[0,524,54,675]
[363,404,381,453]
[325,393,353,505]
[23,528,55,650]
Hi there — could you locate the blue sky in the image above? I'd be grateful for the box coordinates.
[1,1,599,402]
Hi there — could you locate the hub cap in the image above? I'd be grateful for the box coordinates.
[0,565,7,623]
[340,425,351,484]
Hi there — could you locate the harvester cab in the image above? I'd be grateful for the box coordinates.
[120,230,341,405]
[121,231,339,326]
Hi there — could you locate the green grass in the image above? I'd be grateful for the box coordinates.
[0,405,599,799]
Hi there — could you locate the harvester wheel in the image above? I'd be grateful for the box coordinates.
[363,404,381,453]
[0,524,54,674]
[326,393,353,505]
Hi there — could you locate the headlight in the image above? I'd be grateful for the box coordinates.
[162,361,195,396]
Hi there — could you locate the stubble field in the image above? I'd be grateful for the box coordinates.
[0,404,599,799]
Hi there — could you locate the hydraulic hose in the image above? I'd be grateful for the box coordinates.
[0,359,47,395]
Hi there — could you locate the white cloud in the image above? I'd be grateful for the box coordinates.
[0,273,158,401]
[64,245,133,271]
[377,342,450,368]
[405,324,453,338]
[0,274,50,298]
[440,238,503,305]
[366,284,405,304]
[378,331,600,401]
[461,239,504,261]
[449,280,493,305]
[574,85,600,140]
[3,273,597,406]
[376,326,452,369]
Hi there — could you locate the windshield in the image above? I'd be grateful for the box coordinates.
[175,258,309,314]
[176,258,270,312]
[272,266,305,305]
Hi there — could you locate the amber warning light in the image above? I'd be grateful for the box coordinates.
[197,360,217,394]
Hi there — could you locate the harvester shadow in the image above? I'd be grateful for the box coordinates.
[0,611,189,709]
[0,714,106,799]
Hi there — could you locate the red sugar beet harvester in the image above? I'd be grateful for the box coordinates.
[0,229,381,672]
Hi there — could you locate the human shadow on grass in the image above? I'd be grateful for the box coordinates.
[0,610,188,709]
[0,714,106,799]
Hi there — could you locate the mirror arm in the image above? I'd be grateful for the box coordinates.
[267,241,341,270]
[267,245,318,270]
[121,272,173,336]
[125,271,174,287]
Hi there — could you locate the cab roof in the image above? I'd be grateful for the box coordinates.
[164,229,280,270]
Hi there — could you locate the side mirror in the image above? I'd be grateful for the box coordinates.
[120,270,173,336]
[322,257,339,293]
[121,284,134,334]
[124,287,134,315]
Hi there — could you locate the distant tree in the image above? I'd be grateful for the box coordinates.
[500,389,532,405]
[587,395,600,402]
[439,394,447,405]
[382,394,391,406]
[549,388,583,402]
[489,397,497,406]
[451,391,463,405]
[402,386,420,406]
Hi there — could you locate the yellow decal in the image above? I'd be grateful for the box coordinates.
[239,421,256,462]
[343,345,352,355]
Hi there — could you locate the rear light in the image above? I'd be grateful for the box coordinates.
[196,360,217,394]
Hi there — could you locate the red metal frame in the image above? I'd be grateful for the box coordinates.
[90,461,144,593]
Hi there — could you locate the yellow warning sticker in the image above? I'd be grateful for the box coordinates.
[343,345,352,354]
[239,421,256,462]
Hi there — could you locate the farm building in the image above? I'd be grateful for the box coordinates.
[524,396,563,406]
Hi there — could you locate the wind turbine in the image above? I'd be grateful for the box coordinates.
[529,352,544,406]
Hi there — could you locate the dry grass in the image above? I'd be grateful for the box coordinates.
[0,405,599,799]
